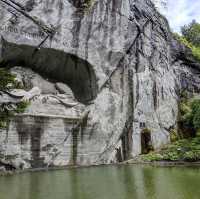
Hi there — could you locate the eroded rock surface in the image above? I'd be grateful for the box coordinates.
[0,0,200,170]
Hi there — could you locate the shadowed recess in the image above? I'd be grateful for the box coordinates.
[0,38,98,103]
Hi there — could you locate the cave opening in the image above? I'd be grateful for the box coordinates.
[0,38,98,104]
[141,129,152,154]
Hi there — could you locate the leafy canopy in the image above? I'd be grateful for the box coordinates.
[173,20,200,62]
[181,20,200,47]
[180,99,200,130]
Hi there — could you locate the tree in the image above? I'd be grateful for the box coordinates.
[181,20,200,47]
[191,100,200,129]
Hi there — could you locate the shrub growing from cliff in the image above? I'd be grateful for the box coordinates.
[0,68,17,90]
[0,100,29,129]
[179,21,200,62]
[0,68,29,128]
[174,33,200,62]
[81,0,94,11]
[84,0,93,7]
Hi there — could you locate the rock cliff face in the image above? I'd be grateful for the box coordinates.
[0,0,200,170]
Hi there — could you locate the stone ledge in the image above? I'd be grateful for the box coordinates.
[16,113,82,121]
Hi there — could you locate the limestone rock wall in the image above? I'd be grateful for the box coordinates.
[0,0,200,169]
[0,115,83,169]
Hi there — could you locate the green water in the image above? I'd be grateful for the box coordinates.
[0,165,200,199]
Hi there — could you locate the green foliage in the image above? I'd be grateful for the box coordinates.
[189,99,200,129]
[0,68,29,129]
[0,101,29,129]
[0,109,13,129]
[178,97,192,131]
[85,0,93,6]
[191,99,200,114]
[179,101,191,119]
[141,153,163,162]
[179,90,189,101]
[184,151,200,161]
[142,136,200,162]
[173,33,200,62]
[141,128,151,134]
[0,68,23,91]
[142,98,200,162]
[83,0,94,10]
[181,20,200,47]
[163,151,180,161]
[192,46,200,62]
[15,101,30,114]
[170,129,179,142]
[193,105,200,129]
[174,33,192,48]
[178,98,200,130]
[0,68,16,90]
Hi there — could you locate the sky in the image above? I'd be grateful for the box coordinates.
[161,0,200,32]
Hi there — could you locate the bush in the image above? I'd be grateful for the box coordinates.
[142,153,163,162]
[0,68,29,129]
[141,95,200,162]
[190,100,200,129]
[179,98,200,131]
[170,129,179,142]
[192,45,200,62]
[15,101,30,113]
[162,151,179,161]
[0,68,16,90]
[193,110,200,130]
[0,101,29,129]
[142,136,200,162]
[184,151,200,161]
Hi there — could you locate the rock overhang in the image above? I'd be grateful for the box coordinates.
[1,0,200,169]
[0,38,98,104]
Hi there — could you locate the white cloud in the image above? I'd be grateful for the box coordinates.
[161,0,200,32]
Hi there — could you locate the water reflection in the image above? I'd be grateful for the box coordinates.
[0,165,200,199]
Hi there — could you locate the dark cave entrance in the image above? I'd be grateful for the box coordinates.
[141,129,152,154]
[0,38,98,104]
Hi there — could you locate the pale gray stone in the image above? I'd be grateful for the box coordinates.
[0,0,200,170]
[55,83,75,100]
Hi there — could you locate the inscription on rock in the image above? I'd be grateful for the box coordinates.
[0,25,70,47]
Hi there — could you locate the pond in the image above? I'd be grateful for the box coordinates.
[0,165,200,199]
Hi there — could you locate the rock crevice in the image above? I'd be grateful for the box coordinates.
[0,0,200,169]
